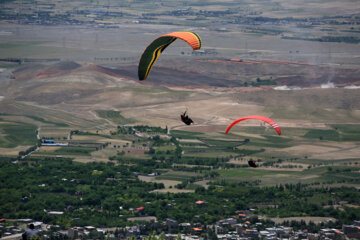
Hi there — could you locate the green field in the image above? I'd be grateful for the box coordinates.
[212,165,360,186]
[10,122,354,190]
[53,147,96,156]
[331,124,360,141]
[245,135,295,148]
[0,40,86,59]
[0,121,38,148]
[0,101,106,130]
[170,130,204,139]
[156,171,202,182]
[96,110,135,125]
[303,129,340,141]
[25,115,69,127]
[198,138,245,148]
[217,168,283,178]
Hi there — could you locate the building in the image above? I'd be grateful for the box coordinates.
[179,223,191,233]
[166,218,178,232]
[260,230,275,239]
[318,228,345,240]
[343,224,360,239]
[195,201,207,206]
[48,211,64,215]
[294,230,308,240]
[265,227,293,238]
[217,218,237,227]
[217,233,239,240]
[192,227,202,235]
[126,226,141,238]
[136,206,144,214]
[68,227,78,239]
[242,229,259,239]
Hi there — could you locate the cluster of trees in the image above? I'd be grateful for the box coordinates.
[282,35,360,44]
[1,155,360,232]
[133,126,168,134]
[18,140,41,158]
[247,78,277,87]
[113,125,168,136]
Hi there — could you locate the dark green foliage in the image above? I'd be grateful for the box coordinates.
[281,35,360,44]
[113,125,167,136]
[53,147,96,156]
[0,157,157,226]
[18,141,41,158]
[133,126,167,134]
[250,78,277,87]
[0,156,360,231]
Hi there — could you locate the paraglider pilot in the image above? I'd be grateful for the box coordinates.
[22,223,39,240]
[248,160,257,168]
[181,111,193,125]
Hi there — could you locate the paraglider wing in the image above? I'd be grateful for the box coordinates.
[225,115,281,135]
[138,31,202,80]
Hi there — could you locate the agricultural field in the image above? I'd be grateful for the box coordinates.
[163,127,360,188]
[95,110,135,125]
[0,120,37,148]
[1,101,359,190]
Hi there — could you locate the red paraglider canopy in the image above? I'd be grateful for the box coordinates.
[225,115,281,135]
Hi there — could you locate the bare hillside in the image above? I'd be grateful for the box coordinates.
[118,57,360,88]
[1,61,359,129]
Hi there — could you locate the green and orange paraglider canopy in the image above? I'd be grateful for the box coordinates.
[138,31,202,80]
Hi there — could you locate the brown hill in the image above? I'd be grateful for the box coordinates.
[4,60,360,111]
[11,59,360,90]
[115,65,244,88]
[36,61,81,79]
[6,61,211,107]
[1,61,360,130]
[7,61,137,105]
[11,61,127,83]
[118,57,360,88]
[235,88,360,110]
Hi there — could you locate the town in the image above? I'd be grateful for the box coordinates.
[1,216,360,240]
